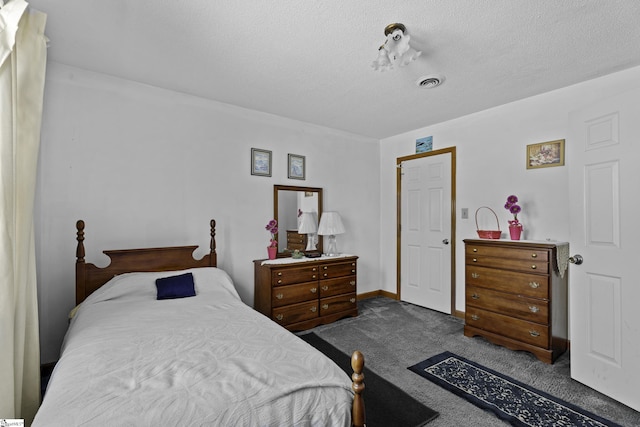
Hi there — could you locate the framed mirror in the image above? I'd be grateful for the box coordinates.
[273,185,323,256]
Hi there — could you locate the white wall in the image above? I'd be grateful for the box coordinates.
[379,65,640,313]
[35,63,380,363]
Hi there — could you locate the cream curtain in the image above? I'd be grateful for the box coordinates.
[0,0,47,424]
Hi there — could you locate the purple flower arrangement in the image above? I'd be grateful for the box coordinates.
[265,219,278,247]
[504,195,522,226]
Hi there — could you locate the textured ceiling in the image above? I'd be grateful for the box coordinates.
[26,0,640,139]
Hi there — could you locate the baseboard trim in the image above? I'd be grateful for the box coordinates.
[358,290,398,300]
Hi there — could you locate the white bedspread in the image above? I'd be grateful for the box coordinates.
[33,268,353,427]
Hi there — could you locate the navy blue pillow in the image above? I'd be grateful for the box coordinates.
[155,272,196,300]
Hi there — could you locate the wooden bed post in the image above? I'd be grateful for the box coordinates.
[351,350,365,427]
[76,220,86,305]
[210,219,217,267]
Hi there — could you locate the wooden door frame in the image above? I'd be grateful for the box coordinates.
[396,146,457,313]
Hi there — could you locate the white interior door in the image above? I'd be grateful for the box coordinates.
[568,87,640,411]
[400,152,452,313]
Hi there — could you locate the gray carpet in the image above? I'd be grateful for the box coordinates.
[303,297,640,427]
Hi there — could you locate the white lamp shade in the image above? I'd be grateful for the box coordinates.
[298,212,318,234]
[317,212,345,235]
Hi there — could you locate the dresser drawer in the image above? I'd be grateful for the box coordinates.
[466,307,550,348]
[272,301,318,326]
[271,265,320,286]
[466,245,549,262]
[319,276,357,298]
[466,266,549,299]
[272,282,319,307]
[320,293,357,316]
[466,285,548,324]
[466,254,549,274]
[319,261,357,279]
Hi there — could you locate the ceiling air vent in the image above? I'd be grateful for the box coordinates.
[416,75,445,89]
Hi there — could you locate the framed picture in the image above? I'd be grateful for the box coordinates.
[526,139,565,169]
[288,154,305,180]
[416,136,433,153]
[251,148,272,177]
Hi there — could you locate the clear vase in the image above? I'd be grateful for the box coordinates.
[509,223,523,240]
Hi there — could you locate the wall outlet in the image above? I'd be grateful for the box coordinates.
[461,208,469,219]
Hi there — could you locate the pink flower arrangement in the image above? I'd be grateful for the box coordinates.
[265,219,278,247]
[504,195,522,226]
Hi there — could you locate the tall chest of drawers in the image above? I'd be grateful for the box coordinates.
[254,256,358,331]
[285,230,307,252]
[463,239,568,364]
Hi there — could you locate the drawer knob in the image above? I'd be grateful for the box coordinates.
[323,266,328,270]
[313,268,317,272]
[322,304,329,310]
[277,280,282,284]
[472,258,477,262]
[276,314,284,321]
[529,282,540,289]
[312,275,316,279]
[350,281,356,286]
[473,248,477,252]
[275,293,284,300]
[529,305,540,313]
[310,287,317,293]
[531,265,537,270]
[529,330,540,337]
[350,298,356,303]
[277,272,282,276]
[471,293,480,300]
[471,314,479,321]
[310,306,317,312]
[352,262,356,266]
[531,253,537,258]
[471,273,480,279]
[321,286,329,291]
[323,273,328,277]
[351,269,356,273]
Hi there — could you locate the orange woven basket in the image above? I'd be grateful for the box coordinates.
[475,206,501,239]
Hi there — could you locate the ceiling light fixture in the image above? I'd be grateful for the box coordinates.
[371,23,422,72]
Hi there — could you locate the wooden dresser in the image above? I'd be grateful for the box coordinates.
[286,230,307,252]
[254,255,358,331]
[463,239,568,364]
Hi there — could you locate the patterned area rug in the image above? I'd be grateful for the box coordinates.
[409,352,622,427]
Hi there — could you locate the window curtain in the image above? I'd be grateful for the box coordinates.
[0,0,47,424]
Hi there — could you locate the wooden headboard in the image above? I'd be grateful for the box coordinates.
[75,219,217,304]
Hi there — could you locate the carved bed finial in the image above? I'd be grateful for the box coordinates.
[76,220,85,263]
[351,350,365,427]
[210,219,217,266]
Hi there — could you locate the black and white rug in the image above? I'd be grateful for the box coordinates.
[409,351,622,427]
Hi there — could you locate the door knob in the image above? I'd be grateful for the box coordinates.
[442,239,449,245]
[569,254,583,265]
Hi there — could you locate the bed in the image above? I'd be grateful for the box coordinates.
[33,219,365,427]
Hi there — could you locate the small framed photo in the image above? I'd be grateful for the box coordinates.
[416,136,433,153]
[251,148,272,177]
[288,154,306,180]
[526,139,565,169]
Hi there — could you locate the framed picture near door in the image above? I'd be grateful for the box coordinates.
[526,139,565,169]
